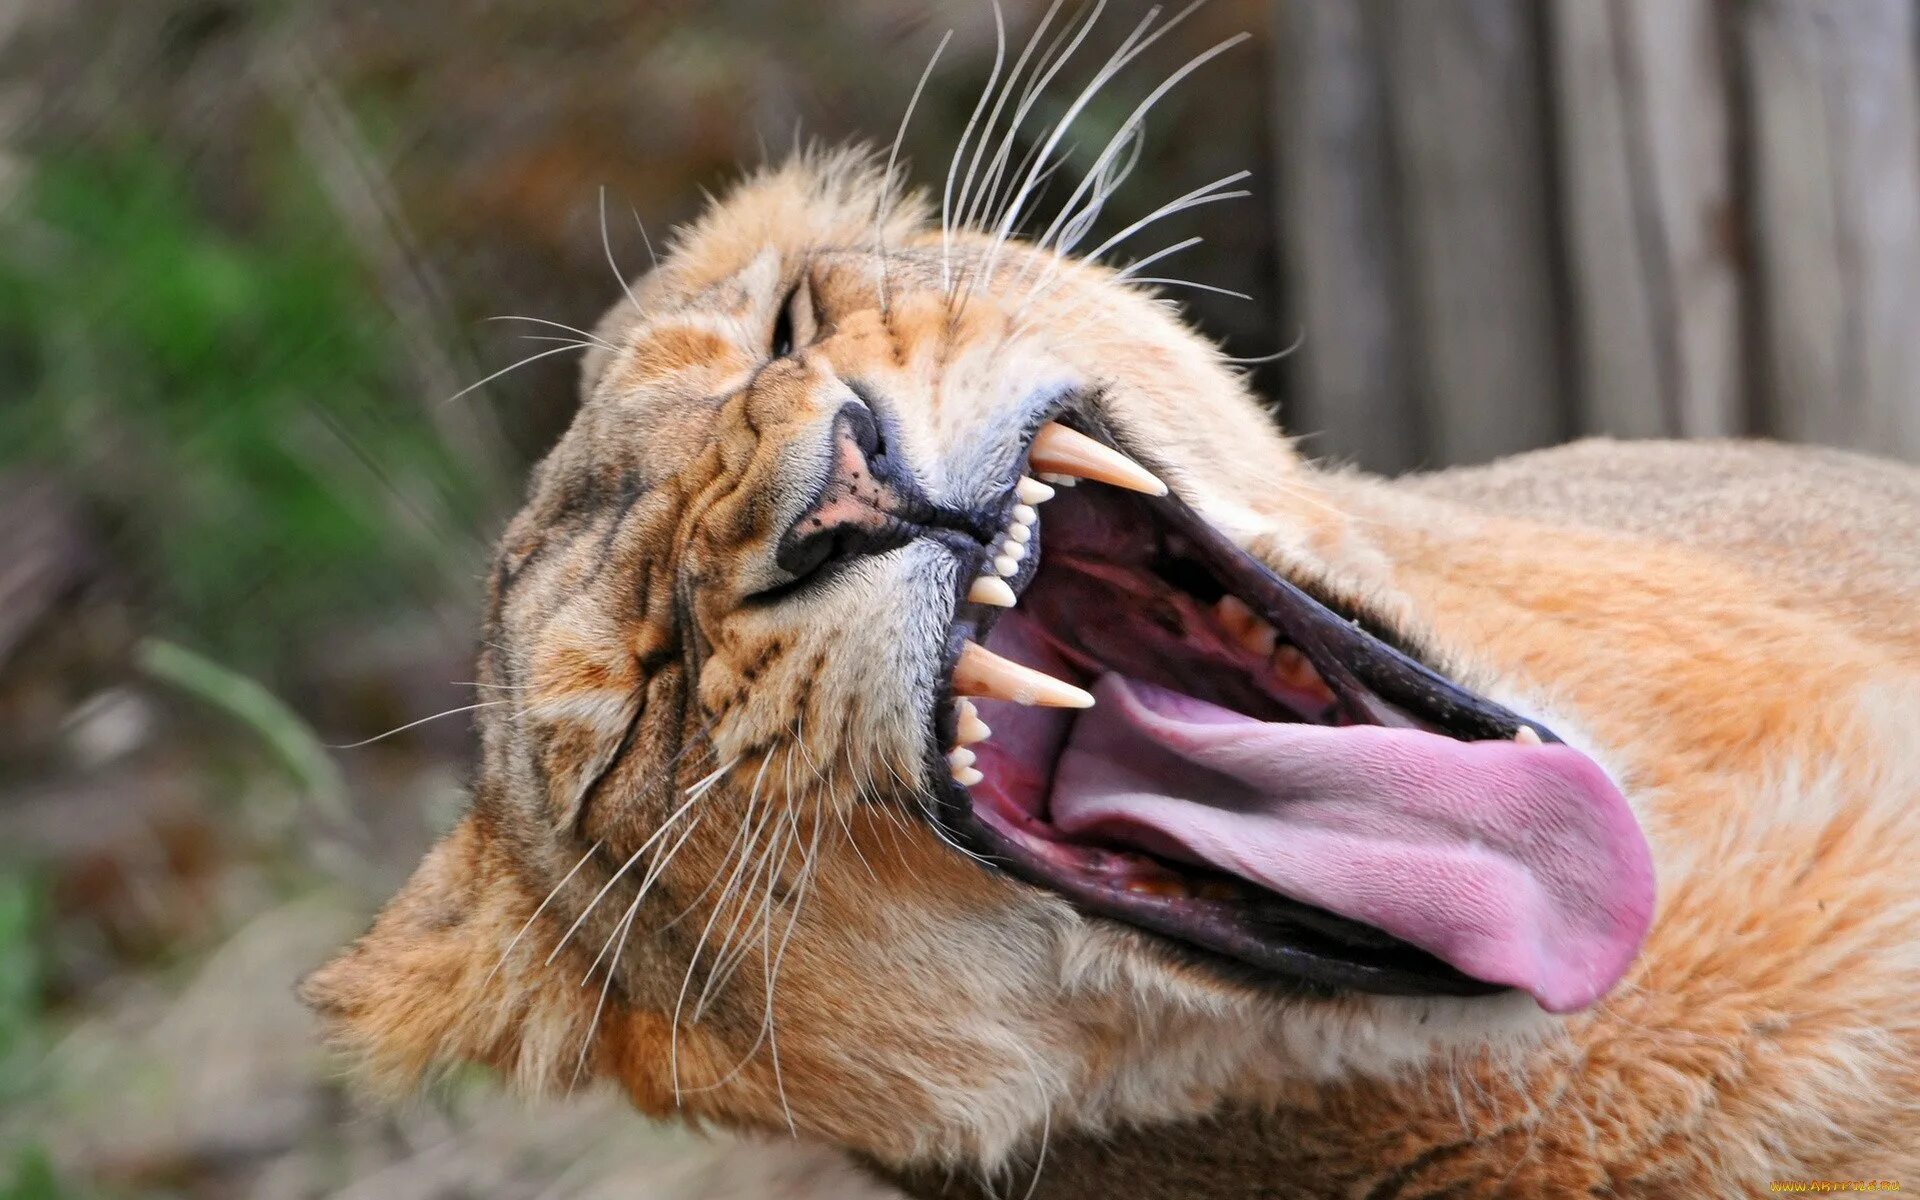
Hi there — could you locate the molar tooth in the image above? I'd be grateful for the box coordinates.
[947,746,977,770]
[1005,522,1031,544]
[1215,594,1256,637]
[953,765,984,787]
[994,555,1020,577]
[1015,476,1056,505]
[1027,422,1167,496]
[1239,620,1278,658]
[1011,503,1039,525]
[955,700,991,745]
[968,576,1017,607]
[954,640,1095,708]
[1514,725,1542,746]
[1273,645,1333,702]
[1125,876,1190,898]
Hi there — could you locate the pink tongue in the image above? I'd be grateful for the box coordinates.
[1049,676,1655,1012]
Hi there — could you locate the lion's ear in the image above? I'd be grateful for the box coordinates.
[302,814,596,1096]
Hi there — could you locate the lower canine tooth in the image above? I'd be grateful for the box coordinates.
[1028,422,1168,496]
[969,576,1017,607]
[1514,725,1542,745]
[954,640,1095,708]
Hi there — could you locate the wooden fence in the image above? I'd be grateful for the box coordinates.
[1268,0,1920,472]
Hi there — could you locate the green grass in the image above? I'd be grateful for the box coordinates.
[0,871,83,1200]
[0,140,497,675]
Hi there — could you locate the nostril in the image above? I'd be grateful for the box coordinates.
[774,402,920,582]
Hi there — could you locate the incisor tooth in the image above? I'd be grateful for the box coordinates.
[1011,503,1038,525]
[955,700,991,745]
[1005,522,1031,543]
[953,765,984,786]
[968,576,1017,607]
[1000,539,1027,562]
[994,555,1020,577]
[1015,476,1056,504]
[1514,725,1542,746]
[948,746,976,769]
[1037,472,1077,487]
[954,641,1095,708]
[1028,422,1168,496]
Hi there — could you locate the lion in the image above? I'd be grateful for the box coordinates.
[304,68,1920,1199]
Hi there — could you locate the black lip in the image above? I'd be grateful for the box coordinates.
[925,415,1548,999]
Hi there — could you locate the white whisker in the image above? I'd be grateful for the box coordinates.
[544,761,732,966]
[483,838,602,992]
[877,28,954,313]
[1078,171,1251,264]
[484,314,615,350]
[628,205,659,271]
[598,186,643,315]
[1028,30,1252,262]
[942,0,1010,293]
[440,342,588,406]
[326,701,508,749]
[1125,277,1253,301]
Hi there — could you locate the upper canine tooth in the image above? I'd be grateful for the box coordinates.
[954,641,1095,708]
[1514,725,1542,746]
[969,576,1017,607]
[1015,476,1056,505]
[1028,422,1168,496]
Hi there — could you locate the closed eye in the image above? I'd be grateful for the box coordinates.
[771,284,798,359]
[770,271,820,361]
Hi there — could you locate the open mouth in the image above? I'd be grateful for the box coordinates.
[929,416,1655,1013]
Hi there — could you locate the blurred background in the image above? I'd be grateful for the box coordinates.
[2,1,1917,1196]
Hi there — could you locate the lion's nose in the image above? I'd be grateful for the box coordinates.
[775,401,929,579]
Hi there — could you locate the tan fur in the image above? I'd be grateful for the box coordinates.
[307,151,1920,1196]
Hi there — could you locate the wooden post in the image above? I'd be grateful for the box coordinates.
[1271,0,1424,472]
[1739,0,1920,457]
[1374,0,1570,466]
[1547,0,1743,440]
